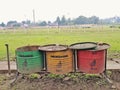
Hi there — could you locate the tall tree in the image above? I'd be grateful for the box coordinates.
[39,21,47,26]
[89,16,99,24]
[61,16,66,25]
[7,21,17,26]
[67,18,73,25]
[55,16,61,25]
[0,22,5,27]
[74,16,88,24]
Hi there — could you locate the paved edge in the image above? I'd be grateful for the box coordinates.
[0,59,120,74]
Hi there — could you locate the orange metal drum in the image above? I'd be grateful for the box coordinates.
[46,49,73,74]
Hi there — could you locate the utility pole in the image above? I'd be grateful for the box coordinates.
[33,9,35,25]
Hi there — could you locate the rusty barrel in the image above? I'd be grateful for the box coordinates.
[16,45,44,74]
[69,42,110,74]
[39,44,73,74]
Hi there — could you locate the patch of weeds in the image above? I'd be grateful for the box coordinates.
[64,73,82,83]
[106,70,112,78]
[72,72,83,77]
[96,79,107,86]
[0,75,7,84]
[57,74,65,79]
[28,74,40,79]
[65,73,77,79]
[46,73,64,79]
[81,74,100,80]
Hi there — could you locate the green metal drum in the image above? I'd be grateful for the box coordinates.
[16,45,44,74]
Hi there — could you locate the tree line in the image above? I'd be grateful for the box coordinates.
[0,15,120,27]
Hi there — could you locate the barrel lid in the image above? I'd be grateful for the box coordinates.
[16,45,40,51]
[38,44,68,51]
[90,43,110,51]
[69,42,97,50]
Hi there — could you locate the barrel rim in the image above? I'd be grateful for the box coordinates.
[69,42,97,50]
[90,43,110,51]
[16,45,40,52]
[38,44,68,51]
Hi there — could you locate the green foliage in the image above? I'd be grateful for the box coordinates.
[61,16,66,25]
[55,16,61,25]
[0,75,6,84]
[0,22,5,27]
[7,20,17,26]
[74,16,89,24]
[96,79,107,85]
[65,73,78,79]
[38,21,47,26]
[83,74,100,80]
[28,74,40,79]
[46,73,64,79]
[46,73,102,81]
[106,70,112,78]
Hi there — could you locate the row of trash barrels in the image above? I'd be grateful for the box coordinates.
[15,42,110,74]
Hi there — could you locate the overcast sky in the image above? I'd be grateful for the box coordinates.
[0,0,120,23]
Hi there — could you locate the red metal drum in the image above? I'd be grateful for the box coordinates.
[69,42,110,74]
[77,50,105,74]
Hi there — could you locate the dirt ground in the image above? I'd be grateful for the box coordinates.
[0,70,120,90]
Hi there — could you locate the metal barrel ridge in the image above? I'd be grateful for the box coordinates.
[16,45,44,74]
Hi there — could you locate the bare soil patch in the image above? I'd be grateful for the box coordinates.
[0,70,120,90]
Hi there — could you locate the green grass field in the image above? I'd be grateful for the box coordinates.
[0,26,120,60]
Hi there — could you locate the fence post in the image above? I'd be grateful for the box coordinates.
[5,44,11,75]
